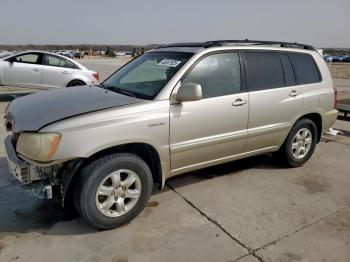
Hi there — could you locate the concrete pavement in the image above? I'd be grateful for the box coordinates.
[0,122,349,261]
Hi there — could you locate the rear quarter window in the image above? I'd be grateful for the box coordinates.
[288,53,321,84]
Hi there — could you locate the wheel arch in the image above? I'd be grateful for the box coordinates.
[83,142,163,185]
[66,79,86,87]
[295,113,322,143]
[62,142,163,207]
[279,112,323,151]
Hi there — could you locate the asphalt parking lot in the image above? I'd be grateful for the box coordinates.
[0,58,349,262]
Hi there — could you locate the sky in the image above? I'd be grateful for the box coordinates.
[0,0,349,48]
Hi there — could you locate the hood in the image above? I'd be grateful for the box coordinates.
[5,86,141,132]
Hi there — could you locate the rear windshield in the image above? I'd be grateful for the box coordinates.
[102,52,193,99]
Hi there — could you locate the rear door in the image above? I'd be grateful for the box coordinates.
[41,54,79,88]
[244,51,303,151]
[4,52,43,87]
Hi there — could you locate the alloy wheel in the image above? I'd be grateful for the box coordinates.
[95,169,142,217]
[291,127,313,160]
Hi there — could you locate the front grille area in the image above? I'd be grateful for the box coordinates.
[19,165,31,184]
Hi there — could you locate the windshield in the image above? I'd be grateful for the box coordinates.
[0,52,15,59]
[102,52,193,99]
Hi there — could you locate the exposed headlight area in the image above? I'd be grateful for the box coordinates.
[16,132,61,162]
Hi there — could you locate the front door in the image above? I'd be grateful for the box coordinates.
[170,52,249,175]
[4,52,43,87]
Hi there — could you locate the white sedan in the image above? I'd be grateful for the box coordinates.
[0,51,99,88]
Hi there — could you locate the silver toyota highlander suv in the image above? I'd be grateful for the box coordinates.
[4,40,338,230]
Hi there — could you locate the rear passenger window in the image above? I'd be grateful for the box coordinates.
[280,53,296,86]
[44,54,78,69]
[288,53,320,84]
[245,52,284,91]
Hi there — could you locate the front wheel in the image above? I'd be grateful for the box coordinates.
[280,119,317,167]
[74,153,153,230]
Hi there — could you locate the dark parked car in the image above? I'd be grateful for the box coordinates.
[342,55,350,62]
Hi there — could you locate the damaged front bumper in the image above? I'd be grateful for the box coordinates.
[4,136,31,184]
[5,135,57,198]
[4,135,84,203]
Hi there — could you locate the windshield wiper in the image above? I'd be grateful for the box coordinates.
[96,83,136,98]
[113,87,136,97]
[112,87,137,98]
[96,83,107,89]
[96,83,111,90]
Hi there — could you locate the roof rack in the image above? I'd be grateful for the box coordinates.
[158,39,315,51]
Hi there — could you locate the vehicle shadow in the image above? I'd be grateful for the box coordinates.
[0,185,97,236]
[163,153,280,190]
[0,153,280,236]
[0,156,95,236]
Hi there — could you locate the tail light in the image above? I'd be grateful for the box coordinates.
[333,86,337,109]
[92,72,99,81]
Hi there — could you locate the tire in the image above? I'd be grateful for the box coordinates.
[74,153,153,230]
[280,118,317,167]
[67,80,85,87]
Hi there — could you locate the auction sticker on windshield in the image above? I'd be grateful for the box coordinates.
[157,59,182,67]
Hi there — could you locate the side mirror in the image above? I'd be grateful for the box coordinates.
[176,82,202,102]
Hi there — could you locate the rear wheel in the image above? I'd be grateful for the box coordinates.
[280,118,317,167]
[67,80,85,87]
[74,153,153,230]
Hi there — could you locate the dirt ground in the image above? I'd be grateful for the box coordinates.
[327,62,350,80]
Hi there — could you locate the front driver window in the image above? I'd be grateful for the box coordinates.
[13,53,40,64]
[182,52,241,98]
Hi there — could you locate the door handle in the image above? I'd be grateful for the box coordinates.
[62,71,69,74]
[232,98,247,107]
[289,90,300,97]
[33,68,39,72]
